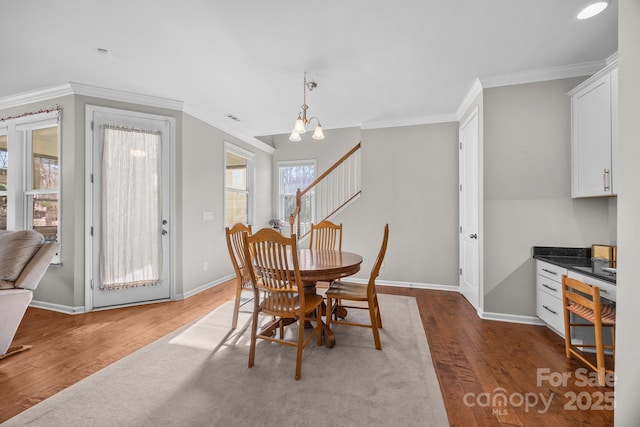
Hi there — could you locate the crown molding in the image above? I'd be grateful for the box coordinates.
[361,113,457,131]
[0,82,275,154]
[456,78,483,121]
[479,60,606,89]
[0,83,75,110]
[182,103,275,154]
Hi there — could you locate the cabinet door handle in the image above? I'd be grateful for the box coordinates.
[542,305,558,315]
[542,268,557,275]
[542,284,558,292]
[603,168,610,192]
[600,288,608,294]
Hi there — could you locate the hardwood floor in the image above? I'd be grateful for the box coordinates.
[0,283,613,426]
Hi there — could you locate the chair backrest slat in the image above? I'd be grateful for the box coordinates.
[245,228,304,317]
[309,220,342,251]
[562,275,602,313]
[368,224,390,295]
[225,223,252,287]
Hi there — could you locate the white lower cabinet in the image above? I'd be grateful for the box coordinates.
[536,260,567,337]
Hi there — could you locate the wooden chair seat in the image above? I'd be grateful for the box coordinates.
[567,302,616,325]
[261,294,323,318]
[326,281,368,301]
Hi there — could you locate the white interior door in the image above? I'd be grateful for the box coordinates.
[86,106,173,309]
[459,109,479,311]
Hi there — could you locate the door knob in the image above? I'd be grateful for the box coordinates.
[469,233,477,239]
[162,230,168,235]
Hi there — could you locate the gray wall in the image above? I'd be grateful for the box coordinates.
[180,113,273,296]
[615,0,640,423]
[482,78,615,315]
[272,123,460,287]
[0,94,274,311]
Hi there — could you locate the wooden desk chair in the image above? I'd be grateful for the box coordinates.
[325,224,388,350]
[562,275,616,386]
[309,220,342,251]
[225,223,253,330]
[243,228,324,380]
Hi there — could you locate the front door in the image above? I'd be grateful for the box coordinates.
[86,106,173,309]
[459,108,480,311]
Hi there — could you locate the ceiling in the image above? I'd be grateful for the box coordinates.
[0,1,618,139]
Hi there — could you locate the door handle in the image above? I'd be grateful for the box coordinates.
[162,230,168,235]
[469,233,477,239]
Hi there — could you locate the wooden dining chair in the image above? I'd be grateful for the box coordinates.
[562,275,616,386]
[243,228,324,380]
[309,220,342,251]
[325,224,388,350]
[225,223,253,330]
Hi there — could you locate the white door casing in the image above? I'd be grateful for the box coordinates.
[85,106,175,310]
[459,108,479,311]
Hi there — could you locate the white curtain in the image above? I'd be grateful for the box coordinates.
[99,125,162,290]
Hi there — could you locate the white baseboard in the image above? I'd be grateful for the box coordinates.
[375,279,459,292]
[478,309,546,326]
[30,300,86,315]
[176,275,234,300]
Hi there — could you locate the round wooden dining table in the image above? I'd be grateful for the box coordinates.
[260,248,363,348]
[294,249,363,294]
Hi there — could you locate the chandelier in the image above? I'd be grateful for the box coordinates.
[289,72,325,141]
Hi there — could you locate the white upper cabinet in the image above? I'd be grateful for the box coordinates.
[569,60,618,198]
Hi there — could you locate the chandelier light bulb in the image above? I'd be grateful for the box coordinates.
[293,117,306,133]
[289,130,301,142]
[312,124,325,140]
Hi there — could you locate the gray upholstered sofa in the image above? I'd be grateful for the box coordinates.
[0,230,60,359]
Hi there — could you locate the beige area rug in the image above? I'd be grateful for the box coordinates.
[3,294,449,427]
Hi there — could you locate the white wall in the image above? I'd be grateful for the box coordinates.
[614,0,640,423]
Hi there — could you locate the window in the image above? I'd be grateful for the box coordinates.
[224,143,254,226]
[0,133,7,231]
[1,110,60,262]
[278,160,316,223]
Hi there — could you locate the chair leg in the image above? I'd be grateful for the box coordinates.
[563,306,572,359]
[326,297,332,332]
[316,306,323,346]
[594,319,606,387]
[368,297,382,350]
[374,293,383,328]
[248,308,260,369]
[231,281,243,330]
[295,318,305,380]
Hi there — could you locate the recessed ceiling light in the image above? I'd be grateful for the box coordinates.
[577,1,609,20]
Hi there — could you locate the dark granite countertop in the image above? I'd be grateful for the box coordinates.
[532,246,616,284]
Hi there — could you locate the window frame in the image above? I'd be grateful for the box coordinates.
[277,159,316,224]
[224,142,255,227]
[1,111,61,263]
